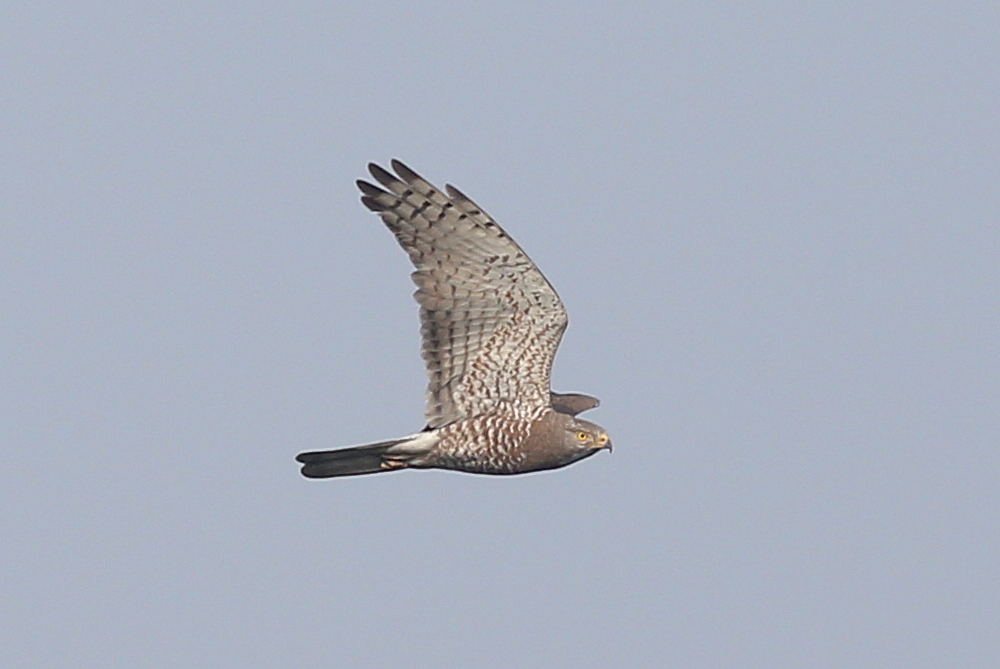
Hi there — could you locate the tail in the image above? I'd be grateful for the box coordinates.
[295,433,434,478]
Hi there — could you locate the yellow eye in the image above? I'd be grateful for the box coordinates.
[576,431,589,441]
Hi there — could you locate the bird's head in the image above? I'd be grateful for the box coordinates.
[563,416,612,455]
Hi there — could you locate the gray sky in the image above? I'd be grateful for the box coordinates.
[2,2,998,667]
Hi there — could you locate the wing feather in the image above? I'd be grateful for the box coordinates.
[357,161,568,428]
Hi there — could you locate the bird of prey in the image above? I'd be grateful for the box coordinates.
[296,160,611,478]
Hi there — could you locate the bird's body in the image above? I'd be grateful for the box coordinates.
[296,161,610,478]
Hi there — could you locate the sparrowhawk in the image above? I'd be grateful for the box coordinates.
[296,160,611,477]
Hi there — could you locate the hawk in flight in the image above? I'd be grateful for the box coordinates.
[296,160,611,477]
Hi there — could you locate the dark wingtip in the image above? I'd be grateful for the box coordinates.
[390,159,421,183]
[360,195,389,212]
[368,163,398,189]
[357,179,384,197]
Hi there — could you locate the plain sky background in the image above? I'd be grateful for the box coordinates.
[2,2,998,667]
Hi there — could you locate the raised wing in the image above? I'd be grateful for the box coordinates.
[357,160,568,428]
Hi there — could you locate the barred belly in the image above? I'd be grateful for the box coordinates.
[426,409,538,474]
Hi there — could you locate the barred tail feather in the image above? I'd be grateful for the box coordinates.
[295,432,436,478]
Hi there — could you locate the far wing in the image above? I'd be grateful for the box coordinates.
[550,392,600,416]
